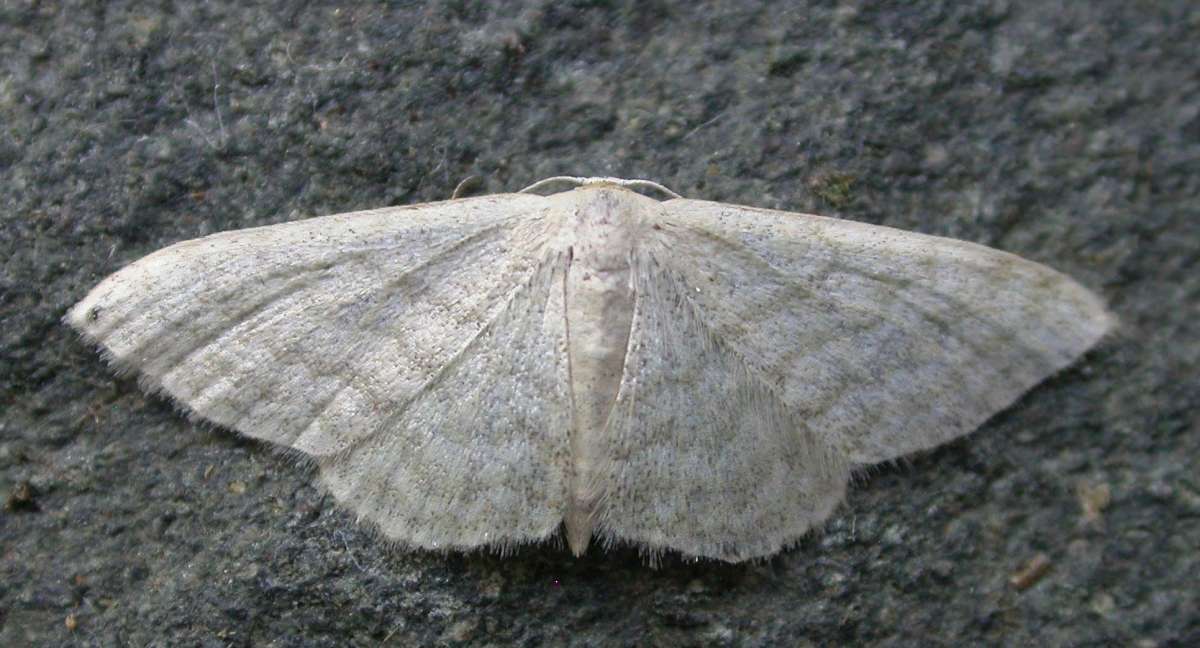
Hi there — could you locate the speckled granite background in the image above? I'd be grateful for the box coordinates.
[1,1,1196,646]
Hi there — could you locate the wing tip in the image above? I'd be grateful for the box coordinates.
[62,297,93,334]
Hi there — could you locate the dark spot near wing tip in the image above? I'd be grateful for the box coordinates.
[87,306,103,323]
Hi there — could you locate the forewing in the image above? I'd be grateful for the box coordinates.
[592,252,849,562]
[653,199,1114,465]
[68,194,573,549]
[318,256,573,549]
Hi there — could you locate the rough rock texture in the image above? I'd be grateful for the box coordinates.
[1,1,1196,646]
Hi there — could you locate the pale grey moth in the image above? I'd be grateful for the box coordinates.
[66,176,1114,562]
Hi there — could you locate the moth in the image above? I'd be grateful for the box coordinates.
[67,176,1113,562]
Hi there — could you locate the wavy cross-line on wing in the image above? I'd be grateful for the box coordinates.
[318,256,574,549]
[651,199,1114,465]
[592,252,849,562]
[67,194,575,549]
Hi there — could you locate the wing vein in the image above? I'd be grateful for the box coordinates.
[331,253,561,462]
[670,223,1036,389]
[156,221,517,394]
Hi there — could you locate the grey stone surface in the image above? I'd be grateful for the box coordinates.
[1,0,1196,645]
